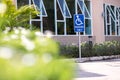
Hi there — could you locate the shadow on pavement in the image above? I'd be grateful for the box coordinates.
[75,70,106,78]
[74,64,106,78]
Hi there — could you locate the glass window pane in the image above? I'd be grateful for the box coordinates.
[85,0,91,16]
[85,19,91,35]
[78,0,84,12]
[57,0,71,18]
[78,0,91,18]
[107,5,115,21]
[43,0,55,34]
[66,0,76,35]
[106,9,110,23]
[107,25,110,35]
[111,19,115,35]
[57,3,64,20]
[57,22,64,35]
[32,0,47,17]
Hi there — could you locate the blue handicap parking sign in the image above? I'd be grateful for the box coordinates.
[74,14,84,32]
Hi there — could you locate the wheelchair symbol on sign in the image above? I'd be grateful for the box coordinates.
[75,15,83,25]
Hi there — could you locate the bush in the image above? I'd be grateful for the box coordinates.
[81,41,93,57]
[60,45,79,58]
[92,41,120,56]
[60,41,120,58]
[0,28,74,80]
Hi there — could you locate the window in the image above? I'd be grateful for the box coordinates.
[104,4,120,36]
[54,0,72,35]
[17,0,92,35]
[32,0,47,17]
[57,0,71,18]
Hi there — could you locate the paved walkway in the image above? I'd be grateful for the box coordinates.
[74,59,120,80]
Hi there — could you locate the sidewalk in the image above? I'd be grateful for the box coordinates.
[74,59,120,80]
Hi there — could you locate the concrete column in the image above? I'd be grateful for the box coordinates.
[92,0,105,43]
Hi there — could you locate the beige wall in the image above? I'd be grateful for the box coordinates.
[53,36,96,46]
[92,0,105,43]
[104,0,120,6]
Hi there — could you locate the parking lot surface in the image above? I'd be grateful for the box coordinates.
[74,59,120,80]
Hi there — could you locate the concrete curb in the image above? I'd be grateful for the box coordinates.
[74,55,120,63]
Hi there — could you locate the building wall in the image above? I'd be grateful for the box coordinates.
[105,36,120,41]
[104,0,120,6]
[92,0,105,43]
[92,0,120,43]
[52,36,96,46]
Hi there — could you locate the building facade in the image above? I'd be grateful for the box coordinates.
[14,0,120,45]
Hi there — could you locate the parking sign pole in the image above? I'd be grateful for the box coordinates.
[78,32,81,62]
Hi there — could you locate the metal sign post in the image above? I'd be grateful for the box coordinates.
[74,14,84,62]
[78,32,81,61]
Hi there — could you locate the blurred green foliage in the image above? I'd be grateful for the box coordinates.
[0,28,74,80]
[0,0,38,31]
[0,1,74,79]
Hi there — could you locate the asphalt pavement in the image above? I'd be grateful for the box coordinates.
[74,59,120,80]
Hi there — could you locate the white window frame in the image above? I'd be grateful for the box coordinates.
[104,4,120,36]
[54,0,72,35]
[29,0,48,33]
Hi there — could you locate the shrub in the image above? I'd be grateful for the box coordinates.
[81,41,93,57]
[60,45,79,58]
[92,41,120,56]
[60,41,120,58]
